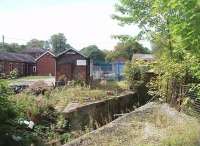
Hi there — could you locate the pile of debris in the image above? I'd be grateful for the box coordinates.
[28,81,51,95]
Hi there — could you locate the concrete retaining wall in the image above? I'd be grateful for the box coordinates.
[62,92,145,131]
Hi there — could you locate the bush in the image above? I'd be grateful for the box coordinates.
[0,81,17,135]
[124,60,150,88]
[9,69,18,79]
[0,81,20,145]
[187,83,200,100]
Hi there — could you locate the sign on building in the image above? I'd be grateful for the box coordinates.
[77,60,86,66]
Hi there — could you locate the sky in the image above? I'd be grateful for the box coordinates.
[0,0,150,50]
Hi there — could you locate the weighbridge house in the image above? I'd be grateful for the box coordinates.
[55,48,90,84]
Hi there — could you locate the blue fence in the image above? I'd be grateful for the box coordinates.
[92,60,125,80]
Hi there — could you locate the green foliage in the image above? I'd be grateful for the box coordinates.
[188,84,200,100]
[106,36,150,61]
[0,43,26,53]
[9,69,18,79]
[8,85,124,145]
[50,33,70,54]
[114,0,200,105]
[26,39,46,49]
[124,60,150,88]
[80,45,106,61]
[148,60,186,101]
[0,81,17,136]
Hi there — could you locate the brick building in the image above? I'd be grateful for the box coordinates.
[0,48,90,83]
[0,52,35,76]
[35,51,56,76]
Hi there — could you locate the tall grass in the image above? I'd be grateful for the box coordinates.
[9,86,108,117]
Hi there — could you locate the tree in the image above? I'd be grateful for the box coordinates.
[113,0,200,106]
[26,39,45,48]
[106,36,150,61]
[0,43,26,53]
[80,45,106,61]
[113,0,200,58]
[50,33,68,54]
[43,41,50,50]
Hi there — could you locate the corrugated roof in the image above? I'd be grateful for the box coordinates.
[0,52,35,63]
[132,54,155,61]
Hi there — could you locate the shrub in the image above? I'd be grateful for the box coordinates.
[0,81,21,145]
[124,60,150,88]
[0,81,17,135]
[187,83,200,100]
[9,69,18,79]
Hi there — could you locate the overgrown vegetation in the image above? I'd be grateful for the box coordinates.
[0,80,42,146]
[113,1,200,144]
[11,86,108,116]
[124,60,151,88]
[114,0,200,108]
[0,81,17,137]
[0,80,127,145]
[9,69,18,79]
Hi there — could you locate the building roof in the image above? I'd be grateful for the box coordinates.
[22,48,46,53]
[132,54,155,61]
[0,52,35,63]
[56,47,88,59]
[35,51,55,61]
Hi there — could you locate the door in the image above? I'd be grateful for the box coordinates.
[65,63,74,81]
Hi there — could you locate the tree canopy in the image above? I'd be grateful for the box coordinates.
[50,33,70,54]
[80,45,106,62]
[114,0,200,105]
[26,39,45,49]
[113,0,200,58]
[0,33,72,54]
[106,36,150,61]
[0,43,26,53]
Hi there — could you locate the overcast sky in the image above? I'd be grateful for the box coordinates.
[0,0,150,50]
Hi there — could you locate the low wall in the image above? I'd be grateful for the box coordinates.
[63,91,146,131]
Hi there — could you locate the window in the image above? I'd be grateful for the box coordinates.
[33,66,36,72]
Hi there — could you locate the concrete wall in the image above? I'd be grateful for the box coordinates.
[62,92,146,131]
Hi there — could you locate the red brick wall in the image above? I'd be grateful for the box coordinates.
[36,52,55,76]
